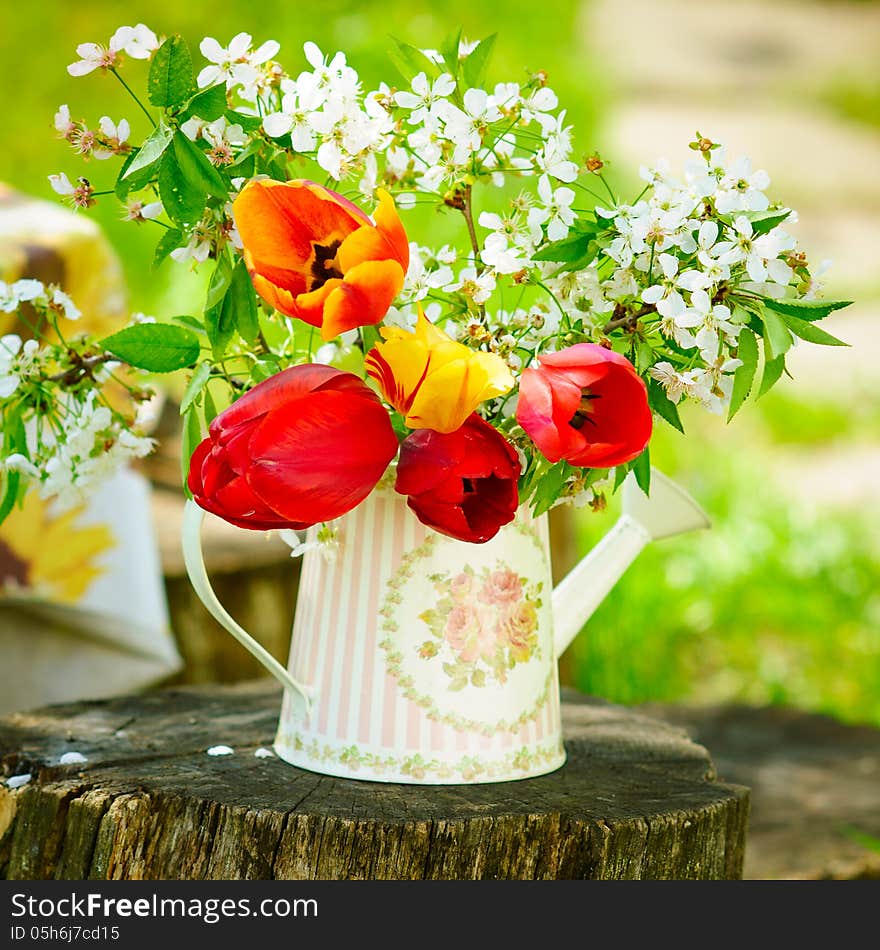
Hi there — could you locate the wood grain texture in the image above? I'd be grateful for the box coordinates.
[0,681,749,880]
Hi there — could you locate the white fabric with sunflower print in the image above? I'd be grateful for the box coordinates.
[0,469,181,713]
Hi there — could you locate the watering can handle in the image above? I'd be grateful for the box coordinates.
[181,501,313,717]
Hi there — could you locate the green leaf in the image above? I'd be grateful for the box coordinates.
[531,460,572,517]
[180,405,203,496]
[152,228,184,269]
[388,36,440,83]
[440,28,463,78]
[227,257,260,344]
[761,307,793,360]
[532,234,592,263]
[179,83,228,122]
[171,314,206,333]
[203,384,219,425]
[158,149,205,226]
[206,252,233,310]
[462,34,497,88]
[205,304,235,360]
[122,124,172,180]
[101,323,200,373]
[148,35,195,108]
[727,329,759,421]
[115,148,159,199]
[0,470,20,526]
[171,130,228,200]
[747,209,792,236]
[613,461,631,492]
[179,361,212,415]
[780,312,848,347]
[647,378,684,433]
[225,109,263,133]
[249,360,275,383]
[632,446,651,495]
[761,296,853,322]
[759,353,785,397]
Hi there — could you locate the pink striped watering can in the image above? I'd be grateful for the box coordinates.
[182,470,708,784]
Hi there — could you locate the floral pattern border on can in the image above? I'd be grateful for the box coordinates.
[275,727,565,783]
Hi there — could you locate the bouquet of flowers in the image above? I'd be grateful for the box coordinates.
[0,24,851,548]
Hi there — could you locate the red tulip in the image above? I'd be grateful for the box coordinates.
[516,343,652,468]
[188,365,399,531]
[395,414,521,544]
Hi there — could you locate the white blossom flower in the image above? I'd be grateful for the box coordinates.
[402,245,455,301]
[395,72,456,126]
[527,174,577,241]
[640,253,689,319]
[446,266,496,304]
[691,355,744,414]
[198,33,280,90]
[479,208,535,249]
[480,233,529,274]
[649,361,702,403]
[714,156,771,214]
[54,104,75,139]
[440,89,502,165]
[491,82,521,111]
[67,36,125,76]
[724,217,792,284]
[520,86,558,132]
[93,116,130,159]
[533,110,577,181]
[689,293,740,361]
[112,24,159,60]
[262,75,323,151]
[0,335,30,398]
[49,288,81,320]
[48,173,94,209]
[124,199,163,222]
[170,226,213,264]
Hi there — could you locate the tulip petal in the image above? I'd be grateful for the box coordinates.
[336,189,409,273]
[247,270,303,319]
[407,350,514,433]
[294,279,342,328]
[366,310,513,431]
[234,179,367,272]
[396,414,520,544]
[516,343,652,468]
[246,388,398,523]
[211,364,345,437]
[321,259,405,340]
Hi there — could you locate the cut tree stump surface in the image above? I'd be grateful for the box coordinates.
[0,681,748,880]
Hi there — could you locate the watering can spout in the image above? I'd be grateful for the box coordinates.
[551,469,710,658]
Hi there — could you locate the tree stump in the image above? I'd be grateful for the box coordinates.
[0,681,748,880]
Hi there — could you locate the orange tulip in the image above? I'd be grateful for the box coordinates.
[233,179,409,341]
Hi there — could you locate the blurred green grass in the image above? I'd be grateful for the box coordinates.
[566,396,880,727]
[4,2,878,726]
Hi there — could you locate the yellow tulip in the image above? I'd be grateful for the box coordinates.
[365,310,514,433]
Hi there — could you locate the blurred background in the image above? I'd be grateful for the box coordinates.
[2,0,878,729]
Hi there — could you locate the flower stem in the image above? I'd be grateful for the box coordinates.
[111,69,157,129]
